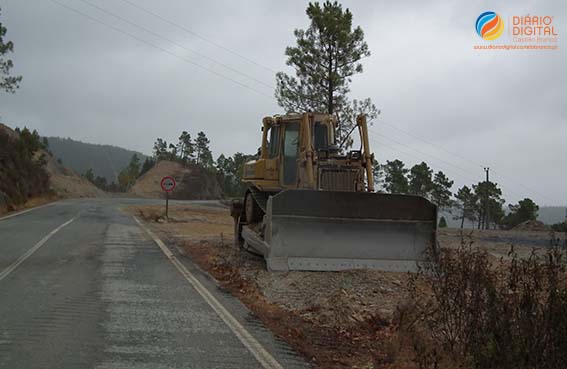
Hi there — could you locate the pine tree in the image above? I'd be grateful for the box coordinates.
[117,154,140,190]
[408,162,433,197]
[275,1,376,146]
[177,131,195,162]
[430,171,454,211]
[503,198,539,228]
[168,143,177,160]
[153,138,168,160]
[195,131,213,168]
[454,185,477,228]
[473,181,505,230]
[0,8,22,93]
[382,159,409,194]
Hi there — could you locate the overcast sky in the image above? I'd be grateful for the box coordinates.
[0,0,565,206]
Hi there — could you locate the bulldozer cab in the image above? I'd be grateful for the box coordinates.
[263,114,334,187]
[243,113,374,193]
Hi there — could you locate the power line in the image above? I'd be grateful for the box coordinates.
[118,0,278,73]
[375,119,485,169]
[368,135,528,201]
[489,168,554,204]
[374,119,554,204]
[48,0,274,100]
[368,128,482,181]
[368,136,479,184]
[76,0,274,90]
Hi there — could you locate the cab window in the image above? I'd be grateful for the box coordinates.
[266,125,280,158]
[313,122,328,150]
[283,122,299,185]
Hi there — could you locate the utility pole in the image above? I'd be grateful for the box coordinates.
[484,167,490,230]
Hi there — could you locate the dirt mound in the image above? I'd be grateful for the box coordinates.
[129,160,222,200]
[512,220,549,232]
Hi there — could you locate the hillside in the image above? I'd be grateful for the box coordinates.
[47,137,147,183]
[129,160,222,200]
[45,150,107,199]
[0,123,105,213]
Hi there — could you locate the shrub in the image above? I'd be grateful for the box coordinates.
[0,127,51,208]
[396,235,567,369]
[551,222,567,233]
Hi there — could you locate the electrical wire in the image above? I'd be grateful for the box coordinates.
[118,0,277,73]
[368,136,479,184]
[368,135,532,202]
[373,119,555,204]
[48,0,275,100]
[76,0,274,90]
[368,128,482,181]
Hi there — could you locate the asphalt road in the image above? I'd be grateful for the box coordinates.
[0,198,308,369]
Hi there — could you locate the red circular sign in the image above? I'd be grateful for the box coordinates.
[160,176,176,192]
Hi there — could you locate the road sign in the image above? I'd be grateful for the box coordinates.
[160,176,176,192]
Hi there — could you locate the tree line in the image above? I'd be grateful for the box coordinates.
[82,129,254,197]
[80,131,548,231]
[375,159,541,230]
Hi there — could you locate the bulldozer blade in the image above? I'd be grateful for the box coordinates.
[243,190,437,272]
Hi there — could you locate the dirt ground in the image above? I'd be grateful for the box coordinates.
[126,203,566,368]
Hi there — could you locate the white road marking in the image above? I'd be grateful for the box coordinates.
[0,202,57,222]
[133,216,284,369]
[0,217,76,282]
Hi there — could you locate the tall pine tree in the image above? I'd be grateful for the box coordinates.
[195,131,213,168]
[275,1,377,145]
[382,159,409,194]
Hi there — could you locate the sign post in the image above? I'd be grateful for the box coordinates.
[160,176,176,218]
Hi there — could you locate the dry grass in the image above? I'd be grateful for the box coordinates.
[128,204,233,241]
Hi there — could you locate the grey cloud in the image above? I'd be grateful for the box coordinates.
[0,0,565,205]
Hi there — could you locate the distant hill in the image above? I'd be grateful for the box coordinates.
[538,207,567,225]
[47,137,147,183]
[441,206,567,229]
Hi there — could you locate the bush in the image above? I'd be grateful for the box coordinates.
[438,216,447,228]
[551,222,567,233]
[396,236,567,369]
[0,127,51,208]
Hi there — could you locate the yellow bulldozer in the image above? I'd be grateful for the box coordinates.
[230,112,437,271]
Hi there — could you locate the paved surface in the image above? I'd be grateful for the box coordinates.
[0,198,308,369]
